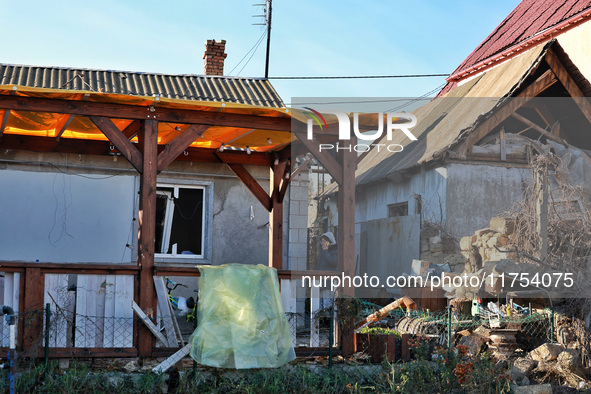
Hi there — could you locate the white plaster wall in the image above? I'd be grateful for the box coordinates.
[0,169,136,263]
[445,163,530,238]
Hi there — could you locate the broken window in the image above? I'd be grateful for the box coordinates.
[155,185,204,258]
[388,202,408,218]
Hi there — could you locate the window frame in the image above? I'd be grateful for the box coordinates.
[150,178,214,264]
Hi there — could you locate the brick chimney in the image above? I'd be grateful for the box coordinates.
[203,39,227,76]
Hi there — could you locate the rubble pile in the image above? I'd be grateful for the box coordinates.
[419,225,464,273]
[460,217,518,272]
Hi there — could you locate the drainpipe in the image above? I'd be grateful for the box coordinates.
[0,306,16,394]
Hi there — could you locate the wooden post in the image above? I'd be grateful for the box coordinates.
[534,158,549,260]
[22,268,43,351]
[338,139,357,357]
[137,120,158,357]
[269,159,287,269]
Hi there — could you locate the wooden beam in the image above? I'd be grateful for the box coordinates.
[54,114,75,140]
[0,133,273,166]
[22,268,43,350]
[545,49,591,124]
[0,110,10,135]
[225,163,272,212]
[0,94,293,132]
[511,112,564,144]
[90,116,143,172]
[338,144,357,293]
[157,124,209,172]
[463,69,558,154]
[269,159,288,269]
[295,133,343,185]
[137,120,158,358]
[122,120,142,140]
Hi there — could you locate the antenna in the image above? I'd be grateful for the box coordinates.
[252,0,272,79]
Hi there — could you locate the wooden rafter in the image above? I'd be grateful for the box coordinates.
[510,112,564,144]
[122,120,142,140]
[89,116,143,172]
[0,110,10,135]
[157,124,209,172]
[295,133,343,185]
[54,114,75,140]
[545,50,591,124]
[461,68,558,155]
[0,94,292,132]
[225,162,272,212]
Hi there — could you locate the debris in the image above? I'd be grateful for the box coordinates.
[529,343,565,363]
[355,296,416,333]
[511,357,537,383]
[556,349,580,373]
[511,384,552,393]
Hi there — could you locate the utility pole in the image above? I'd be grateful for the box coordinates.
[264,0,272,79]
[254,1,273,78]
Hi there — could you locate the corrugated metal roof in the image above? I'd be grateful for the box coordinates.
[451,0,591,80]
[0,64,284,108]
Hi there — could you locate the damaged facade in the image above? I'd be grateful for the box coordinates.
[320,1,591,297]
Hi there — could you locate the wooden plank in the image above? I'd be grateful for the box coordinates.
[114,275,134,348]
[0,262,139,271]
[0,94,293,132]
[152,343,191,373]
[153,276,178,347]
[511,113,564,144]
[90,116,143,173]
[310,286,320,347]
[23,268,43,349]
[295,134,343,185]
[43,274,70,347]
[280,279,297,348]
[95,275,107,347]
[226,163,272,212]
[138,120,158,357]
[74,275,88,348]
[464,69,557,153]
[269,159,287,269]
[103,276,116,347]
[157,124,209,171]
[132,301,169,346]
[0,110,10,135]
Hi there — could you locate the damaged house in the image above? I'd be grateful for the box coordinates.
[320,0,591,296]
[0,40,311,356]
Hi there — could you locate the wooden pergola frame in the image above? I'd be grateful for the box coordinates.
[0,92,358,357]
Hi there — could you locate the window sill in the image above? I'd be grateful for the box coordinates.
[154,257,212,266]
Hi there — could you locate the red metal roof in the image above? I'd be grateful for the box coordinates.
[449,0,591,82]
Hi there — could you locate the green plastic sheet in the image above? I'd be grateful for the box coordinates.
[189,264,296,369]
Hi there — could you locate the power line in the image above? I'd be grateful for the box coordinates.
[227,30,267,76]
[269,73,449,80]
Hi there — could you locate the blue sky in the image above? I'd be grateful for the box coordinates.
[0,0,520,103]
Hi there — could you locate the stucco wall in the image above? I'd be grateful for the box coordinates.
[445,163,530,239]
[0,150,292,267]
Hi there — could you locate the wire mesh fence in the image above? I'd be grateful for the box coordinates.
[0,298,554,392]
